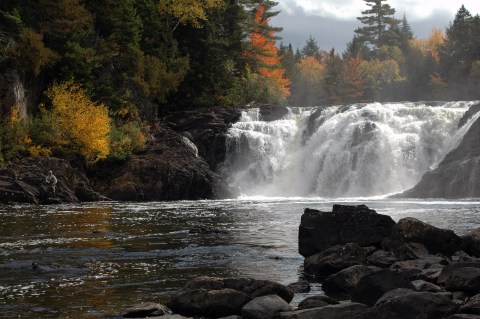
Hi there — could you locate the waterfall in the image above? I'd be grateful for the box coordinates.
[220,101,480,198]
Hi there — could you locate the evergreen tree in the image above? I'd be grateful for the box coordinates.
[355,0,400,51]
[399,14,413,51]
[301,35,320,58]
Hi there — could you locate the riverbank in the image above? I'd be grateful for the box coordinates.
[118,204,480,319]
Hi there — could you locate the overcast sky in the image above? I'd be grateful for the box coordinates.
[271,0,480,53]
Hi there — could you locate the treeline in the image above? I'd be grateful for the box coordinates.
[285,1,480,106]
[0,0,289,165]
[0,0,479,165]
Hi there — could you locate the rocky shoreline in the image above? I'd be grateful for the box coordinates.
[118,204,480,319]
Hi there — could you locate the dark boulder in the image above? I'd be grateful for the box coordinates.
[258,104,289,122]
[299,204,395,257]
[361,288,459,319]
[438,263,480,285]
[460,294,480,315]
[411,279,444,292]
[463,229,480,258]
[297,295,339,310]
[275,302,368,319]
[447,315,480,319]
[240,294,293,319]
[382,217,464,256]
[351,269,415,306]
[367,250,397,267]
[287,280,311,293]
[322,265,380,295]
[122,302,169,318]
[389,255,447,281]
[304,243,367,277]
[444,267,480,294]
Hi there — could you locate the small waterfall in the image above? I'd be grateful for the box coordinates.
[220,101,480,198]
[182,136,199,157]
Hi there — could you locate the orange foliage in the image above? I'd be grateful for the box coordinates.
[340,57,369,103]
[248,4,290,99]
[409,28,445,63]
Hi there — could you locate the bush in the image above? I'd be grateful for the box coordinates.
[108,121,146,161]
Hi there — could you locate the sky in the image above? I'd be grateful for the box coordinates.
[271,0,480,53]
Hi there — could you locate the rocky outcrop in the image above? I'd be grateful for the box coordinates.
[298,204,395,257]
[258,104,289,122]
[90,125,231,201]
[0,157,103,204]
[397,103,480,198]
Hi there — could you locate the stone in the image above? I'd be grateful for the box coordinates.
[460,294,480,314]
[299,205,395,257]
[322,265,380,295]
[447,315,480,319]
[351,269,415,306]
[412,279,444,292]
[390,255,447,280]
[223,278,294,303]
[297,295,339,310]
[304,243,367,277]
[241,294,293,319]
[287,280,311,293]
[463,229,480,258]
[382,217,464,256]
[275,302,368,319]
[362,288,459,319]
[367,250,397,267]
[445,267,480,294]
[439,263,480,284]
[122,302,169,318]
[258,104,289,122]
[389,242,430,260]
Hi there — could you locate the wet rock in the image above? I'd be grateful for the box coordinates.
[275,302,368,319]
[362,288,459,319]
[351,269,415,306]
[460,294,480,314]
[389,242,430,260]
[122,302,169,318]
[390,255,447,281]
[463,229,480,258]
[299,205,395,257]
[258,104,289,122]
[218,316,243,319]
[304,243,367,277]
[447,315,480,319]
[438,263,480,284]
[322,265,380,295]
[445,267,480,294]
[412,279,444,292]
[287,280,310,293]
[241,294,293,319]
[168,277,294,317]
[382,217,464,256]
[297,295,339,310]
[367,250,397,267]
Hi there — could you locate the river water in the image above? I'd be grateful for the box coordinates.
[1,198,480,318]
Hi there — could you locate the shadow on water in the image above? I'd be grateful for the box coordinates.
[1,198,480,318]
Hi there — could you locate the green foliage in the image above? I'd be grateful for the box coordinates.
[108,121,146,161]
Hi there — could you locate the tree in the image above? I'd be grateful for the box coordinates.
[339,57,369,103]
[158,0,225,31]
[289,56,326,106]
[355,0,400,52]
[301,35,320,58]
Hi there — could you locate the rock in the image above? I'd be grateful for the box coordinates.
[382,217,464,256]
[445,267,480,294]
[397,104,480,199]
[218,316,243,319]
[258,104,289,122]
[351,269,415,306]
[299,205,395,257]
[463,229,480,258]
[389,242,430,260]
[390,255,447,281]
[362,288,459,319]
[122,302,169,318]
[297,295,339,310]
[304,243,367,277]
[439,263,480,284]
[0,157,102,204]
[412,279,444,292]
[367,250,397,267]
[168,277,294,317]
[189,226,228,234]
[241,294,293,319]
[447,315,480,319]
[460,294,480,314]
[168,288,249,317]
[287,280,310,293]
[275,302,368,319]
[322,265,380,295]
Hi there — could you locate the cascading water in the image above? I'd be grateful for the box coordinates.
[220,101,480,198]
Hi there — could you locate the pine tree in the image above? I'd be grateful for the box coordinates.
[301,35,320,58]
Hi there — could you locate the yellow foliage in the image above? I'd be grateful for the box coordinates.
[46,81,111,163]
[409,28,444,63]
[297,56,326,85]
[159,0,225,28]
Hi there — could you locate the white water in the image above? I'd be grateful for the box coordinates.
[221,102,480,197]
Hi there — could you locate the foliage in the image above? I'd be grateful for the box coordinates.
[108,121,146,161]
[44,81,111,163]
[159,0,225,29]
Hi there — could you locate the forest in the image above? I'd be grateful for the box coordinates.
[0,0,479,166]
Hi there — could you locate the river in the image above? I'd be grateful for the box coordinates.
[1,198,480,318]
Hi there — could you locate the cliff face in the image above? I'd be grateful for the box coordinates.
[398,103,480,198]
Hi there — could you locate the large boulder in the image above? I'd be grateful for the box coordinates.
[351,269,415,306]
[362,288,459,319]
[168,277,294,317]
[258,104,289,122]
[240,295,293,319]
[297,296,339,310]
[322,265,380,294]
[382,217,464,256]
[461,294,480,314]
[304,243,367,277]
[444,267,480,294]
[299,205,395,257]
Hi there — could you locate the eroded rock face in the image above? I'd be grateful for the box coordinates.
[0,157,102,204]
[299,205,395,257]
[397,103,480,198]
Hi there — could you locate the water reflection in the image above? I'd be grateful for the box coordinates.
[0,199,479,318]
